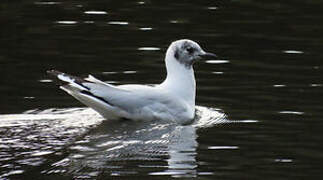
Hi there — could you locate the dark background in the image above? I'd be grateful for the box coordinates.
[0,0,323,179]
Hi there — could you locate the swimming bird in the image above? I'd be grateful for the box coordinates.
[47,39,217,124]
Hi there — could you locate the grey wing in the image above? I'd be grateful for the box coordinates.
[106,85,188,120]
[48,70,134,119]
[89,83,187,121]
[48,70,181,120]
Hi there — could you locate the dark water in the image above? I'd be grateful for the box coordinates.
[1,0,323,179]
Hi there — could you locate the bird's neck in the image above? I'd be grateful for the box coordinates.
[161,52,196,107]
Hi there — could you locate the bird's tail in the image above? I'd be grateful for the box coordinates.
[47,70,121,120]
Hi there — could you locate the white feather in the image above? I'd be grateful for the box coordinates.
[51,39,212,124]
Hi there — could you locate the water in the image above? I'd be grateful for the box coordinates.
[1,0,323,179]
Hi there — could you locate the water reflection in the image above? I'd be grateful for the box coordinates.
[139,27,153,31]
[52,122,199,177]
[55,21,78,25]
[2,0,323,178]
[107,21,129,25]
[0,108,103,179]
[161,126,198,177]
[49,106,225,178]
[205,60,230,64]
[282,50,304,54]
[137,47,160,51]
[84,11,108,15]
[34,1,61,5]
[0,106,226,178]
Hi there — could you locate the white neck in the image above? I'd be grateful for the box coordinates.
[160,47,196,108]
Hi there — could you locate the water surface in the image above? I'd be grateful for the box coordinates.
[1,0,323,179]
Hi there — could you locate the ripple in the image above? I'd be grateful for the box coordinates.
[108,21,129,25]
[310,84,322,87]
[273,84,286,87]
[111,171,138,176]
[208,146,239,150]
[102,71,118,74]
[198,172,214,175]
[0,170,24,178]
[84,11,108,15]
[34,1,61,5]
[313,66,320,69]
[138,47,160,51]
[234,119,259,123]
[52,158,70,167]
[207,6,218,10]
[0,106,225,178]
[16,157,45,166]
[205,60,230,64]
[149,171,191,176]
[71,154,85,159]
[55,21,78,25]
[39,79,53,83]
[41,169,67,174]
[212,71,224,74]
[96,140,121,148]
[122,71,137,74]
[279,111,304,115]
[275,158,293,163]
[139,27,153,31]
[31,150,54,157]
[137,1,146,5]
[169,20,188,24]
[84,21,95,24]
[283,50,304,54]
[194,106,227,128]
[0,108,102,125]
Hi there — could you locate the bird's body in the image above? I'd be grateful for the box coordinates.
[48,39,216,124]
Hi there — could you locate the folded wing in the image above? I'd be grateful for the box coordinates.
[47,70,183,121]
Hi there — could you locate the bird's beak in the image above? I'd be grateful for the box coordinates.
[198,51,217,60]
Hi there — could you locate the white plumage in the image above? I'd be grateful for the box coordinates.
[48,39,217,124]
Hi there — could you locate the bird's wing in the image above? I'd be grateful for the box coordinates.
[106,85,187,121]
[47,70,135,118]
[47,70,181,120]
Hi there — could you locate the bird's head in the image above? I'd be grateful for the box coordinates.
[167,39,217,68]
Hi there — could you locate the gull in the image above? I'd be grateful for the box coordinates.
[47,39,217,124]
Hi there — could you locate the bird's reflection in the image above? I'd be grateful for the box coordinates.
[165,125,198,177]
[54,120,199,177]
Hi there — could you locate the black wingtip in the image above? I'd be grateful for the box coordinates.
[46,70,92,89]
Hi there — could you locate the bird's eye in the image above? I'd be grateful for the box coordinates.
[186,47,194,54]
